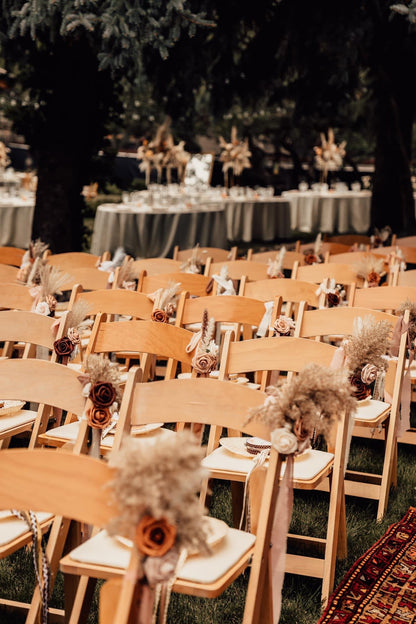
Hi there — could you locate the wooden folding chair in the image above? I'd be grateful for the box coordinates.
[389,267,416,287]
[204,333,350,604]
[294,303,408,519]
[57,375,283,624]
[206,260,269,282]
[130,257,182,276]
[0,360,89,623]
[0,283,33,311]
[240,277,323,319]
[0,263,18,283]
[44,251,108,269]
[60,268,110,293]
[246,249,305,271]
[349,284,416,314]
[173,245,238,263]
[0,308,61,359]
[137,271,214,297]
[0,246,25,267]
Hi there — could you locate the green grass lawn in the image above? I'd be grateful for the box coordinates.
[1,436,415,624]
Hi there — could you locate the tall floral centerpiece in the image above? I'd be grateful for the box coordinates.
[0,141,10,176]
[313,128,346,184]
[137,118,190,186]
[219,126,251,189]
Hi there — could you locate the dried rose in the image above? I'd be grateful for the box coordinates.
[35,301,51,316]
[271,427,298,455]
[273,315,295,336]
[151,308,169,323]
[67,327,81,345]
[192,352,217,376]
[143,547,180,586]
[294,418,309,442]
[46,295,57,312]
[361,363,378,385]
[86,404,112,429]
[135,516,176,558]
[304,253,318,265]
[367,271,381,287]
[349,374,372,401]
[54,336,75,357]
[90,382,116,408]
[122,280,136,291]
[327,292,340,307]
[165,302,176,318]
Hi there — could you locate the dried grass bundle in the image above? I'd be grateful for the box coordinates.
[248,363,356,445]
[116,259,139,286]
[396,299,416,343]
[84,354,123,404]
[107,431,209,554]
[66,300,91,331]
[356,254,385,280]
[344,315,391,374]
[38,264,71,297]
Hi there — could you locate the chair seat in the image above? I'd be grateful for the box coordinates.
[63,522,256,585]
[0,409,37,434]
[0,511,53,547]
[201,445,334,483]
[353,399,390,424]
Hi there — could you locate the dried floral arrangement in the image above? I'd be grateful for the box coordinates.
[343,315,391,400]
[16,239,49,284]
[356,254,386,287]
[248,363,356,456]
[303,233,324,265]
[78,354,123,438]
[267,247,286,279]
[115,258,139,290]
[316,278,346,308]
[190,309,219,377]
[387,247,406,273]
[179,245,202,274]
[272,315,296,337]
[370,225,393,248]
[107,431,209,584]
[53,300,92,363]
[396,299,416,345]
[219,126,251,188]
[210,264,236,296]
[0,140,10,170]
[29,264,71,317]
[149,281,181,323]
[313,129,346,183]
[81,182,98,200]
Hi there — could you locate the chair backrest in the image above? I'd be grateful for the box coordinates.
[45,252,102,269]
[207,260,269,282]
[325,251,374,265]
[61,268,110,292]
[292,261,360,286]
[137,271,213,298]
[390,268,416,287]
[394,236,416,247]
[68,285,154,319]
[324,234,371,247]
[0,246,25,267]
[177,293,267,330]
[374,245,416,265]
[0,449,117,527]
[0,309,59,357]
[0,263,18,283]
[350,285,416,312]
[131,257,182,276]
[0,283,34,311]
[86,314,194,379]
[246,249,305,270]
[241,277,321,308]
[173,246,238,263]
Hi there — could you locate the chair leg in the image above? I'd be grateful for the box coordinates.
[67,577,97,624]
[377,416,397,521]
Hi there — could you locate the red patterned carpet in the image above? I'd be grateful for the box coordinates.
[318,507,416,623]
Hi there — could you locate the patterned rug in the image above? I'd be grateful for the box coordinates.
[318,507,416,623]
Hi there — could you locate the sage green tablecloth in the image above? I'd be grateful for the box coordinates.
[0,197,35,248]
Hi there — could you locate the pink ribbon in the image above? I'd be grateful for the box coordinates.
[330,345,346,370]
[271,454,294,624]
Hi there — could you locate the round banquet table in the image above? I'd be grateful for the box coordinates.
[90,203,228,258]
[90,197,293,257]
[0,196,35,248]
[282,190,371,234]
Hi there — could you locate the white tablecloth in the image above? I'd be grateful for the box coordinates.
[282,190,371,234]
[90,198,293,257]
[0,196,35,247]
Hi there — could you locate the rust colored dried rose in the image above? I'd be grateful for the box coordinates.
[89,382,116,408]
[327,292,340,307]
[304,253,318,266]
[135,515,177,558]
[349,374,372,401]
[86,405,112,429]
[151,308,169,323]
[192,352,217,376]
[53,336,74,357]
[367,271,381,287]
[294,418,309,442]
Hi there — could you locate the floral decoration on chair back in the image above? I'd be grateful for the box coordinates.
[357,254,386,287]
[188,309,219,377]
[149,281,181,323]
[53,299,91,363]
[16,239,49,285]
[267,246,286,279]
[303,233,324,265]
[107,431,209,622]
